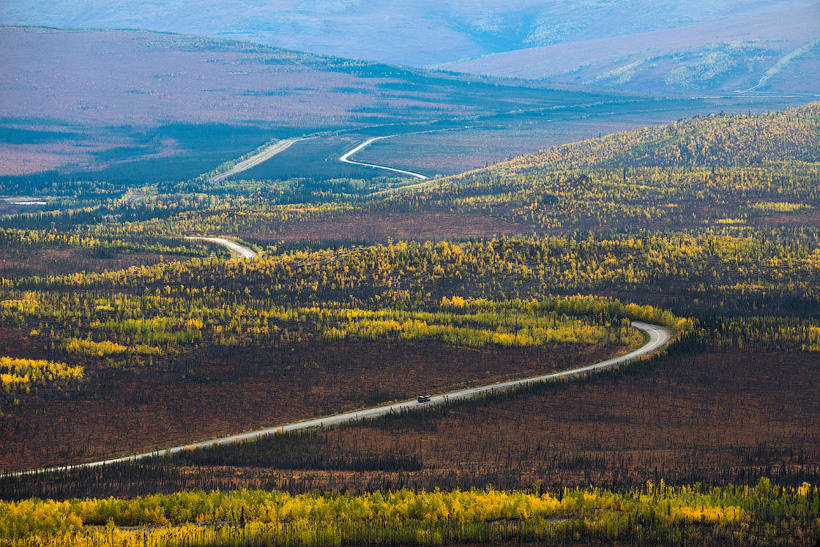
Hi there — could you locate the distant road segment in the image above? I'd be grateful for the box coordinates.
[208,138,303,183]
[340,136,428,179]
[3,321,670,477]
[184,236,257,259]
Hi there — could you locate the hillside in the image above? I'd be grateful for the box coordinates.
[0,0,801,66]
[444,0,819,95]
[161,104,816,242]
[0,26,617,185]
[0,104,816,513]
[362,104,819,236]
[2,0,817,96]
[10,104,810,244]
[481,103,820,169]
[7,26,790,191]
[0,6,817,545]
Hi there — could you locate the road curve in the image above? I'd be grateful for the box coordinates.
[185,236,257,259]
[339,137,429,180]
[2,321,670,477]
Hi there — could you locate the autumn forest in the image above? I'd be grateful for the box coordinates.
[0,97,817,545]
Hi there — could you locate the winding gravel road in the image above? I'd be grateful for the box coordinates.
[184,236,257,259]
[340,136,429,179]
[3,321,670,477]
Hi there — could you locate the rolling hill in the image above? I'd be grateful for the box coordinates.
[0,26,618,185]
[2,0,817,96]
[444,0,819,96]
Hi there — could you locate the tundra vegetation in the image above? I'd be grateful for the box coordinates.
[0,104,816,544]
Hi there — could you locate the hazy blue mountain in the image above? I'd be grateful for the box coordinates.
[2,1,817,95]
[444,1,819,96]
[0,26,621,183]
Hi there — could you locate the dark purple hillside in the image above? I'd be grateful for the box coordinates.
[0,26,609,183]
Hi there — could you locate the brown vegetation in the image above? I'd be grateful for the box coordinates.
[0,247,171,276]
[3,348,816,501]
[253,211,525,243]
[0,104,815,508]
[249,349,817,492]
[0,339,616,471]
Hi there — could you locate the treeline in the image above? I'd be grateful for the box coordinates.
[695,315,820,352]
[0,480,815,545]
[0,227,203,258]
[51,162,816,238]
[379,163,818,233]
[0,290,663,377]
[2,230,814,364]
[503,102,819,170]
[0,177,128,199]
[20,234,815,316]
[0,356,83,392]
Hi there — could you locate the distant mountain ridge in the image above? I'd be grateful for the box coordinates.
[444,1,819,96]
[1,0,817,95]
[0,26,618,182]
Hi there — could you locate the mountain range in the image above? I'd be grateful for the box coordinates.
[2,0,817,95]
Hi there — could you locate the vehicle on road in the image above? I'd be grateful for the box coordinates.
[2,322,668,478]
